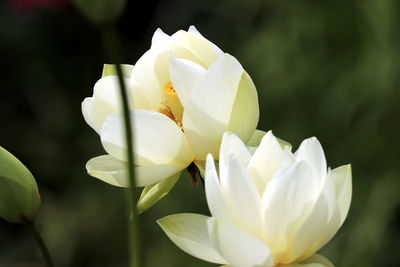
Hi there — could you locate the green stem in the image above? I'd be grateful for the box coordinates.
[101,24,142,267]
[26,221,53,267]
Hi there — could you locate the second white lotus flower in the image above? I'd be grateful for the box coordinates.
[158,131,352,267]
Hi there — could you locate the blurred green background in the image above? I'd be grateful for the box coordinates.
[1,0,399,266]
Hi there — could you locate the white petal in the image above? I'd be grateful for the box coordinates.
[82,97,97,133]
[226,71,259,144]
[100,110,194,167]
[171,30,221,67]
[288,179,336,261]
[205,154,235,223]
[219,131,251,177]
[247,131,294,194]
[295,137,327,180]
[135,163,183,186]
[182,112,221,160]
[208,218,273,267]
[82,76,128,133]
[183,54,244,160]
[262,161,319,262]
[131,49,167,110]
[169,56,206,106]
[220,151,262,236]
[330,164,352,224]
[129,80,153,110]
[86,155,129,187]
[187,25,224,57]
[301,165,352,257]
[158,213,227,264]
[151,28,171,47]
[86,155,184,187]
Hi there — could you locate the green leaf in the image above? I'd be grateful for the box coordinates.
[137,172,181,214]
[0,146,41,224]
[72,0,127,24]
[102,64,134,78]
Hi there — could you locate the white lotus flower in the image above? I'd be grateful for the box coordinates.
[81,27,259,211]
[158,131,352,267]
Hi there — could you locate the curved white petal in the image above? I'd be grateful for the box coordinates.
[205,154,235,223]
[208,218,273,267]
[247,131,294,194]
[330,164,352,224]
[219,131,251,178]
[262,161,319,263]
[151,28,171,47]
[100,110,194,167]
[82,76,129,133]
[86,155,184,187]
[86,155,129,187]
[158,213,227,265]
[135,163,183,186]
[183,54,245,160]
[188,26,223,56]
[220,152,262,236]
[288,181,335,261]
[169,56,206,106]
[131,49,167,110]
[171,30,221,67]
[82,97,97,132]
[295,137,327,180]
[226,71,259,144]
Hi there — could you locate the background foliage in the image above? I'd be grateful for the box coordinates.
[1,0,399,266]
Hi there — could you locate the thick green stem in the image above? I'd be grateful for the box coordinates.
[101,24,142,267]
[26,221,53,267]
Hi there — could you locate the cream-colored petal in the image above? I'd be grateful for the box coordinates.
[81,97,97,133]
[100,110,194,167]
[330,164,352,224]
[171,30,221,67]
[82,76,129,133]
[86,155,183,187]
[130,49,167,110]
[247,131,294,194]
[219,132,251,179]
[220,152,262,236]
[183,54,244,160]
[227,71,259,144]
[208,218,273,267]
[86,155,129,187]
[169,56,206,106]
[288,178,336,262]
[295,137,327,180]
[151,28,171,47]
[205,154,235,224]
[187,25,224,57]
[262,161,319,263]
[158,213,227,265]
[135,163,183,186]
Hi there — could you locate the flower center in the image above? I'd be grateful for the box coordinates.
[160,81,183,127]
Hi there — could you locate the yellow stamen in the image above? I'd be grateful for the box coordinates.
[161,81,184,123]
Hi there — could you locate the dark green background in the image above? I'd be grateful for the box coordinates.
[0,0,399,266]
